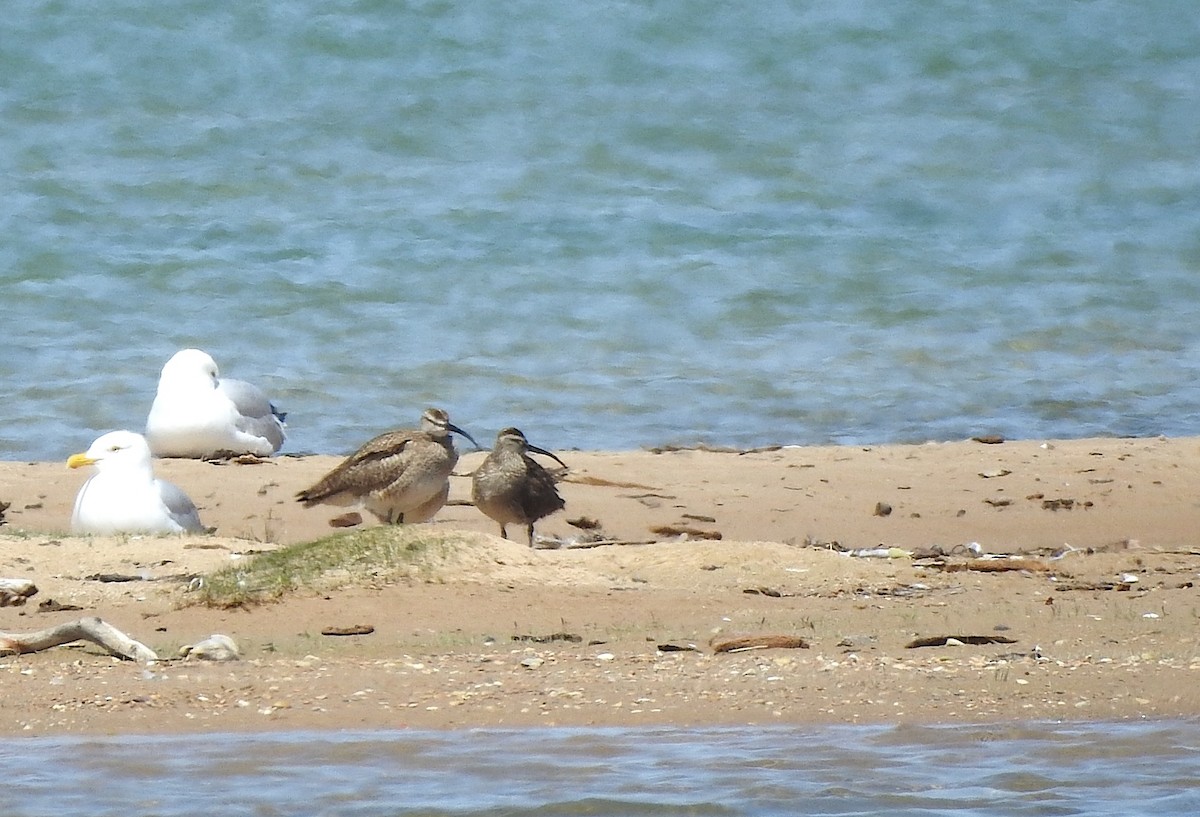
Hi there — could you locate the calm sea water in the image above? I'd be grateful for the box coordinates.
[3,722,1199,816]
[4,2,1200,461]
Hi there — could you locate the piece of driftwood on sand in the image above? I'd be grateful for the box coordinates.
[711,634,811,653]
[0,616,157,662]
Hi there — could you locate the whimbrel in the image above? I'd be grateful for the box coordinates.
[68,430,206,535]
[296,407,478,524]
[146,348,286,458]
[471,427,567,546]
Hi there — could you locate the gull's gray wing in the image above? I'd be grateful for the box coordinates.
[156,479,206,533]
[219,377,287,452]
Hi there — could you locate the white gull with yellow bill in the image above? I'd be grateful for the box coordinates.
[68,430,206,535]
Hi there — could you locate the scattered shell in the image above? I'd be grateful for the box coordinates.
[179,634,241,662]
[0,578,38,607]
[846,547,912,559]
[836,635,878,649]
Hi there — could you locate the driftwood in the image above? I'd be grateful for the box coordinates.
[327,512,363,528]
[931,557,1051,573]
[512,631,582,644]
[906,634,1018,649]
[649,525,723,540]
[559,538,657,549]
[0,578,38,607]
[320,624,375,637]
[712,634,810,653]
[561,475,658,490]
[0,616,157,662]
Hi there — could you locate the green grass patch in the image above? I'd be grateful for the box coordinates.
[194,526,463,608]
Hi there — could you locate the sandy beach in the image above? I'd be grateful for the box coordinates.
[1,435,1198,735]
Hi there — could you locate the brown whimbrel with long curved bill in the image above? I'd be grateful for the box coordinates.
[471,427,567,547]
[296,407,479,525]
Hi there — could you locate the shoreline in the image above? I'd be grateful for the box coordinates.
[1,435,1199,735]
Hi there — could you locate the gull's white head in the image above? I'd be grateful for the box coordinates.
[159,349,220,388]
[68,430,155,473]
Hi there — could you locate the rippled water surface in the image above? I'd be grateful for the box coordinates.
[4,722,1199,816]
[4,2,1200,460]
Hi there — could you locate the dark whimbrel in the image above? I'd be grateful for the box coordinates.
[471,427,567,546]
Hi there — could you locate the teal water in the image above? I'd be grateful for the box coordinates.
[4,722,1199,816]
[4,2,1199,460]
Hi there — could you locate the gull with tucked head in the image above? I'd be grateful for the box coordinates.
[145,348,286,458]
[68,430,206,535]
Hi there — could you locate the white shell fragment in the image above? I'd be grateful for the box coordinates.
[179,633,241,661]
